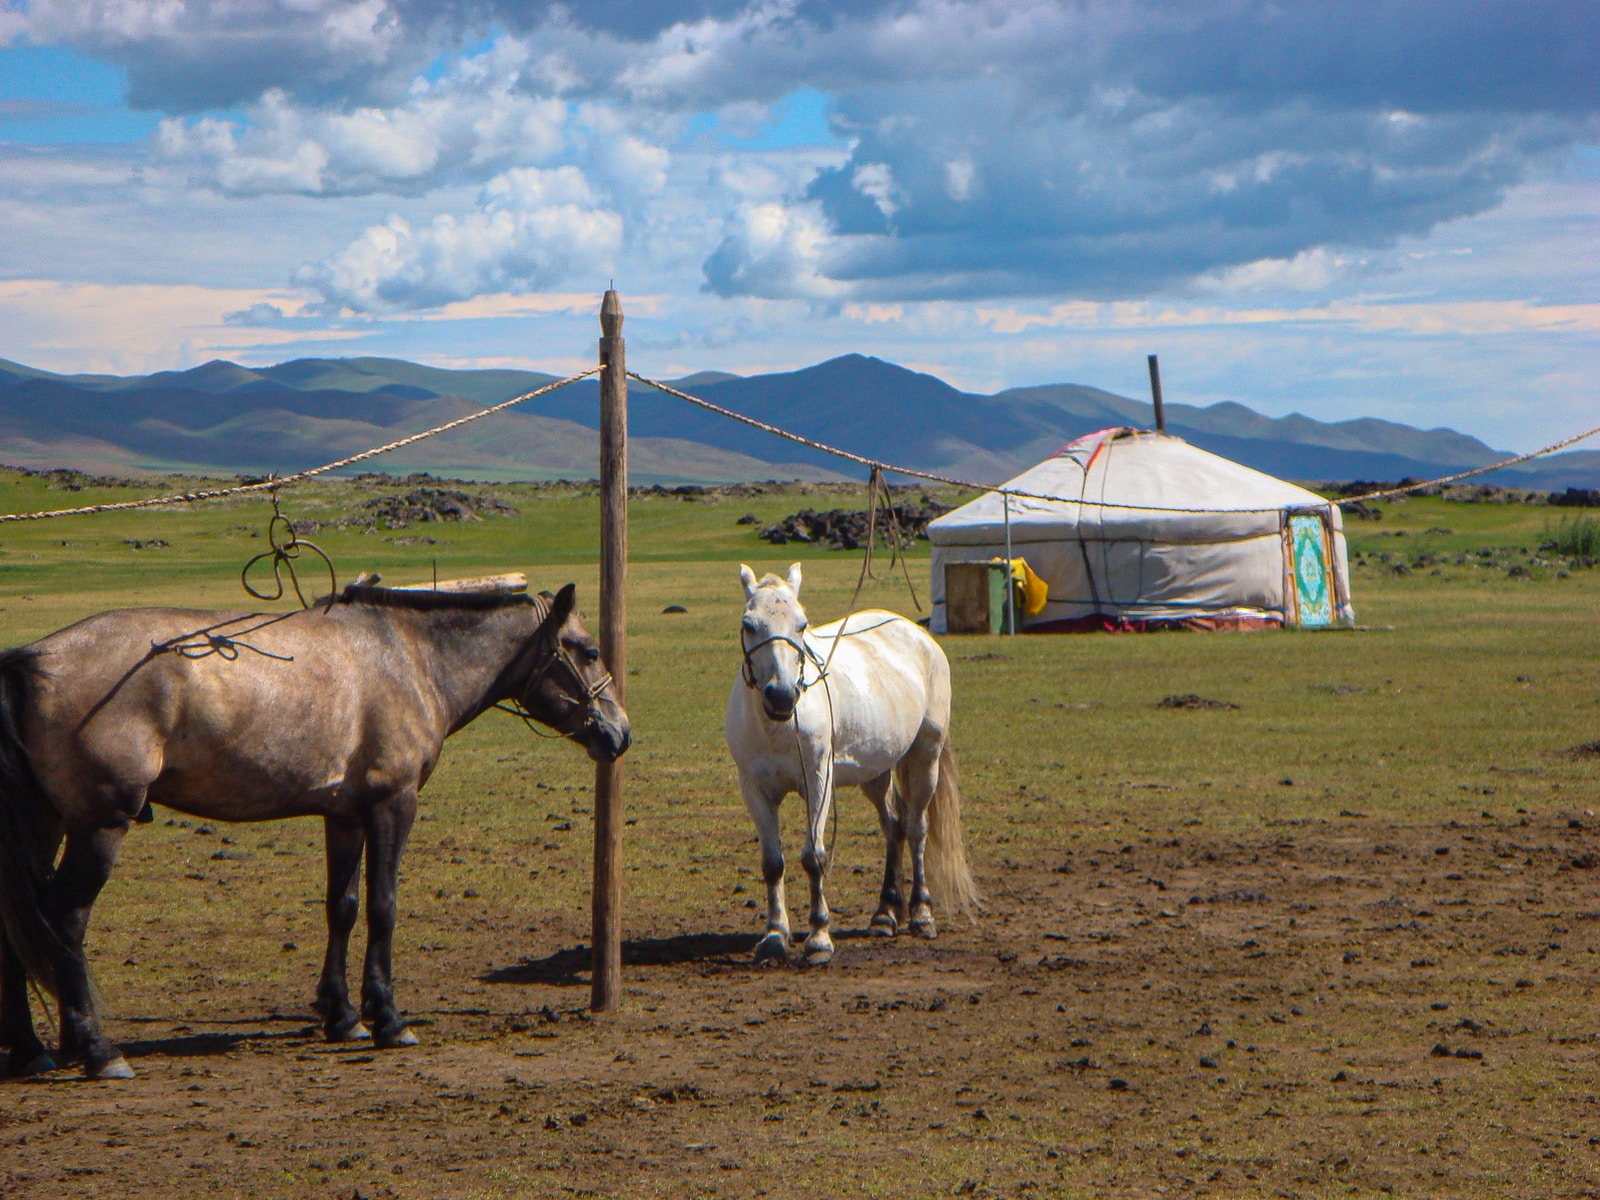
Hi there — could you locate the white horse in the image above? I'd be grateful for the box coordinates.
[724,563,980,965]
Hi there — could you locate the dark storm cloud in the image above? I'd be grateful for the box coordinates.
[694,1,1600,299]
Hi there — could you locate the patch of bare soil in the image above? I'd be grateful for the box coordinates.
[4,812,1599,1199]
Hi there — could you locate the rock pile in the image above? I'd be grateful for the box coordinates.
[757,499,950,550]
[290,488,516,534]
[363,488,515,526]
[1548,487,1600,507]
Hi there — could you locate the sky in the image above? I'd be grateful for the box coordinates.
[0,1,1595,452]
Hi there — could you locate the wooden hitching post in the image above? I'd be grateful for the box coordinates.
[592,288,627,1012]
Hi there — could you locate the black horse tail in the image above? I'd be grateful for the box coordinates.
[0,647,61,999]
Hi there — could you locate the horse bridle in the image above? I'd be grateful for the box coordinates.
[739,629,826,693]
[507,624,614,738]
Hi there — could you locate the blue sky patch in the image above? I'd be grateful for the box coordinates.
[0,45,160,144]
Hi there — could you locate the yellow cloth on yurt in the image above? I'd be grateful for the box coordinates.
[988,557,1049,618]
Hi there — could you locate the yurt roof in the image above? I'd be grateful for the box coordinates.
[927,427,1339,546]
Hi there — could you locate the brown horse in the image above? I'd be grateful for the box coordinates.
[0,580,629,1079]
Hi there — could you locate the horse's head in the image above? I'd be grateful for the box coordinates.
[738,561,813,723]
[520,584,631,762]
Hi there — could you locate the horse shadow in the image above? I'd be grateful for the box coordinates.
[483,932,764,987]
[3,1021,316,1077]
[119,1029,294,1060]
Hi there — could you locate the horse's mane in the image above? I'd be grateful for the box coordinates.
[336,584,549,616]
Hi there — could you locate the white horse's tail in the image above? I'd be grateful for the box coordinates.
[926,741,982,916]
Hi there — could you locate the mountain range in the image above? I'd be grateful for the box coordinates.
[0,354,1592,490]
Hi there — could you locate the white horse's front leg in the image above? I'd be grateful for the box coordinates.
[799,750,835,966]
[739,773,791,963]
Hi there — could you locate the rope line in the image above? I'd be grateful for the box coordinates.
[631,372,1600,512]
[0,368,599,524]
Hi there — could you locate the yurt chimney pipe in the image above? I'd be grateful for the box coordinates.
[1147,354,1166,434]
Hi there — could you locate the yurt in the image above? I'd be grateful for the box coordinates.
[927,427,1355,633]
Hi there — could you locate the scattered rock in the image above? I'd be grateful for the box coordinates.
[1219,889,1272,903]
[291,488,516,535]
[662,604,688,614]
[1157,694,1239,711]
[1549,487,1600,507]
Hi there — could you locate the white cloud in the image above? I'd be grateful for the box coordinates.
[700,200,849,303]
[971,295,1600,338]
[0,278,349,374]
[1196,248,1351,295]
[0,6,27,45]
[296,166,622,312]
[851,161,900,219]
[943,157,975,202]
[152,39,569,196]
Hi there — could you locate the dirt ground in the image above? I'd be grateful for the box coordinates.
[4,807,1598,1199]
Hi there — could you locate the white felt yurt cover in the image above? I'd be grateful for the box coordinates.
[927,428,1354,633]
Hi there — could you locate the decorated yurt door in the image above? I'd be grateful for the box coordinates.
[1286,510,1335,628]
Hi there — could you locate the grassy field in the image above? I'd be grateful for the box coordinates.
[1,469,1598,1199]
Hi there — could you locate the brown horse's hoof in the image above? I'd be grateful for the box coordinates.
[374,1026,419,1050]
[909,908,938,939]
[324,1016,370,1043]
[87,1055,135,1080]
[3,1050,56,1078]
[869,912,898,937]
